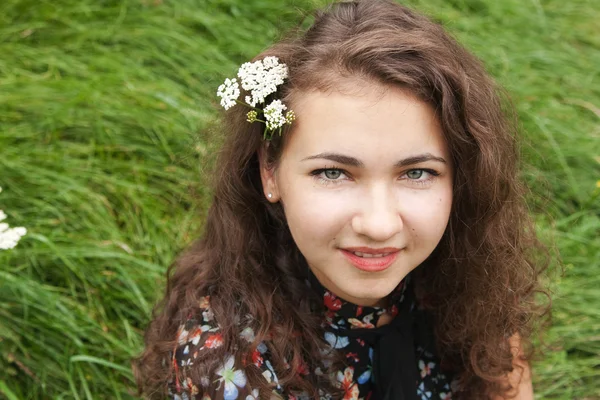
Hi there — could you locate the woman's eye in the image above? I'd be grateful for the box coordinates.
[406,169,425,180]
[323,169,343,180]
[403,168,440,185]
[311,168,348,185]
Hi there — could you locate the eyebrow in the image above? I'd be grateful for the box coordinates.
[301,152,447,168]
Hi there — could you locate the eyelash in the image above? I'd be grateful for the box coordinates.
[310,166,441,187]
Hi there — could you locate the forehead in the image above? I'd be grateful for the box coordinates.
[281,84,448,163]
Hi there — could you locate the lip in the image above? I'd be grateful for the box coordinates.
[340,247,400,272]
[342,246,401,254]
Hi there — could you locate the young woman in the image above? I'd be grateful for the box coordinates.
[134,1,549,399]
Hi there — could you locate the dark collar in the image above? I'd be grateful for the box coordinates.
[307,271,412,331]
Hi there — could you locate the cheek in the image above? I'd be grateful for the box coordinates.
[400,186,452,238]
[280,184,351,246]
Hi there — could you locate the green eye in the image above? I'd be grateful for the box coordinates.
[310,168,348,186]
[407,170,424,179]
[324,169,342,179]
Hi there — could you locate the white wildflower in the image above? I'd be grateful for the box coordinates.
[0,222,27,250]
[263,100,288,130]
[0,187,27,250]
[237,57,288,106]
[215,57,295,139]
[261,56,280,69]
[216,78,240,110]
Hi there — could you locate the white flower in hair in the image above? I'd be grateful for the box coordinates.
[216,56,294,140]
[238,56,288,107]
[264,100,288,130]
[261,56,280,69]
[0,187,27,250]
[216,78,240,110]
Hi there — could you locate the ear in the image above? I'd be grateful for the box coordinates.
[258,145,280,203]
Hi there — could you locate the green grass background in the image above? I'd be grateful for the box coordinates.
[0,0,598,398]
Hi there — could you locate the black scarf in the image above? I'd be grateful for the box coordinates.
[308,272,439,400]
[343,280,420,400]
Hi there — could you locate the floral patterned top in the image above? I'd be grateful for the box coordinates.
[168,273,456,400]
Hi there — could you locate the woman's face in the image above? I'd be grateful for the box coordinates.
[260,83,453,307]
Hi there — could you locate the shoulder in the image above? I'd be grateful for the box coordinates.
[167,295,286,400]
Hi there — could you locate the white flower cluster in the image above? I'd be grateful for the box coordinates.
[215,56,295,138]
[264,100,292,130]
[0,187,27,250]
[216,78,240,110]
[237,56,288,107]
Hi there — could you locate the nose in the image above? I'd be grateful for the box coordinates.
[351,184,403,241]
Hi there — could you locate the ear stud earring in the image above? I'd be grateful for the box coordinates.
[268,193,273,199]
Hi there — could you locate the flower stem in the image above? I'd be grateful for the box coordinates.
[235,99,262,111]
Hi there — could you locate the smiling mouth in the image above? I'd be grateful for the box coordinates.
[339,249,400,272]
[349,251,394,258]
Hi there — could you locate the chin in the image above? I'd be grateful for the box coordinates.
[347,283,396,305]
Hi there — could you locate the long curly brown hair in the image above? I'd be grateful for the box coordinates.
[133,0,550,398]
